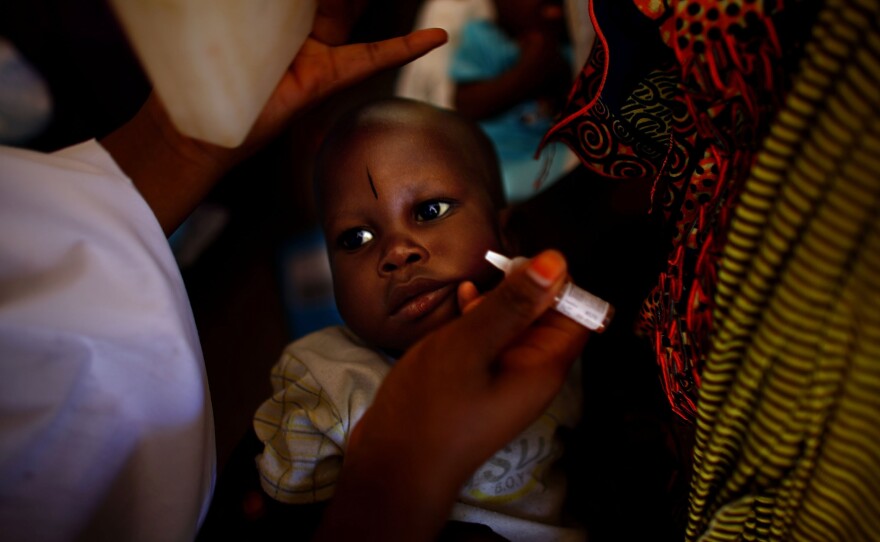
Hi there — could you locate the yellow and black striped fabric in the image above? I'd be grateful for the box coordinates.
[687,0,880,540]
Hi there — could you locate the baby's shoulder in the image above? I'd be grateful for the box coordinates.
[279,326,389,373]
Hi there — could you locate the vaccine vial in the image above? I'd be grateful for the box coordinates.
[485,250,614,332]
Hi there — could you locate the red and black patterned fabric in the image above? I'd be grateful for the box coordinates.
[543,0,817,421]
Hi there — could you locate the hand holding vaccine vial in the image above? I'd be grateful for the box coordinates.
[485,250,614,332]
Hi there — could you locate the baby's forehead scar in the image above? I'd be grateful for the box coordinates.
[367,167,379,200]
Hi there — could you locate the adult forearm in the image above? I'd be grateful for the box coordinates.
[99,94,241,236]
[313,449,461,541]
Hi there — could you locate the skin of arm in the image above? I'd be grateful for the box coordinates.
[101,0,448,235]
[314,250,590,542]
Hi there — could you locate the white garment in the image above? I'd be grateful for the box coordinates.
[394,0,495,109]
[254,326,585,542]
[0,140,215,541]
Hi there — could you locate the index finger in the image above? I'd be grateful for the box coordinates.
[293,28,448,99]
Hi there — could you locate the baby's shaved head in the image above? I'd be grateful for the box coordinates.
[314,97,505,213]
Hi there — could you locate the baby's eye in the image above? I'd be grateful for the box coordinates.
[415,200,452,222]
[337,228,374,250]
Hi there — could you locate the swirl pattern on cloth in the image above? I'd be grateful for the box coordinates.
[542,0,818,420]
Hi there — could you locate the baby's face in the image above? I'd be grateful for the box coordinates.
[318,123,503,353]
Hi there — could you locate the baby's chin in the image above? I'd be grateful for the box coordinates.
[372,299,462,358]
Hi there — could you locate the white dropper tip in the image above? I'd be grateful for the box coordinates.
[485,250,512,273]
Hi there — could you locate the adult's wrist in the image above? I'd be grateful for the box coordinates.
[315,440,465,542]
[100,93,241,235]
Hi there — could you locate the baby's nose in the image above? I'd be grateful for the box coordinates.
[379,242,427,273]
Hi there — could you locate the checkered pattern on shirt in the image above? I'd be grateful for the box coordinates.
[253,349,348,504]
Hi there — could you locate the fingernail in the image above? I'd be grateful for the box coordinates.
[526,251,564,288]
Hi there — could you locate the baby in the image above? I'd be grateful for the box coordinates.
[253,97,583,541]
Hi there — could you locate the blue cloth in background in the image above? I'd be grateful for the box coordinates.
[278,228,343,340]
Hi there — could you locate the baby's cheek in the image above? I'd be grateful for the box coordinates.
[341,310,382,347]
[334,288,375,332]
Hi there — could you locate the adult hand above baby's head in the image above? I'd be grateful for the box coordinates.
[104,0,447,235]
[243,0,448,154]
[136,0,448,163]
[316,250,590,542]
